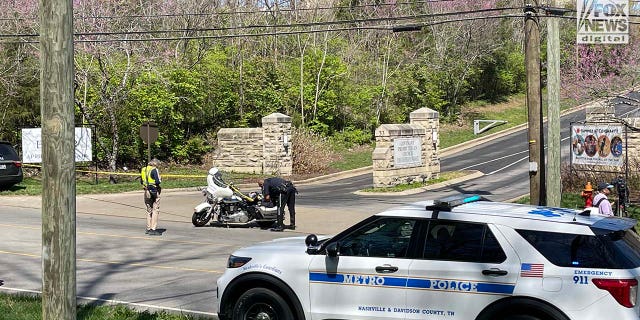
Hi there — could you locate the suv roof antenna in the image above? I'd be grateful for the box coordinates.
[432,208,440,219]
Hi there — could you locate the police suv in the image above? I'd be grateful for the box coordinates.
[216,195,640,320]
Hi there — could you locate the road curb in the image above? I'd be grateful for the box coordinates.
[352,170,484,196]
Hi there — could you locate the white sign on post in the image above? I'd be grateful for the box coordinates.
[394,137,422,168]
[74,127,92,162]
[21,127,93,163]
[21,128,42,164]
[577,0,629,44]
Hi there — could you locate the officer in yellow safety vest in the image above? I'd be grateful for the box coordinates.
[140,158,162,235]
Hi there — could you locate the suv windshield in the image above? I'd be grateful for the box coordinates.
[517,229,640,269]
[0,143,19,160]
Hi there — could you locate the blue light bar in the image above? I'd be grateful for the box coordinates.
[463,195,482,203]
[426,194,488,212]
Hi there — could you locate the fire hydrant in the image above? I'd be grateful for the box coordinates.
[581,182,594,207]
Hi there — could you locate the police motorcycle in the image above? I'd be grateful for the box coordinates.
[191,168,278,228]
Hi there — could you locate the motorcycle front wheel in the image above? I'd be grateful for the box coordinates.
[192,209,212,227]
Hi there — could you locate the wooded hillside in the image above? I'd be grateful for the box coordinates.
[0,0,638,169]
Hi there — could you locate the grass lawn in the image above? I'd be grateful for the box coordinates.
[0,293,211,320]
[439,94,580,149]
[329,144,373,171]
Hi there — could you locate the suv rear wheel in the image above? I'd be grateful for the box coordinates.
[232,287,294,320]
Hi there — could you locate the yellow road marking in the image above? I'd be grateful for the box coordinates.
[0,249,223,274]
[0,250,39,258]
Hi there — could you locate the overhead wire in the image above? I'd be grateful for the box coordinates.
[0,6,524,40]
[0,13,528,44]
[2,5,639,44]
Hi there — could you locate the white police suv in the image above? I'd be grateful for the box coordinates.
[216,195,640,320]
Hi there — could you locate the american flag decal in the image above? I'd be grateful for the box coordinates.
[520,263,544,278]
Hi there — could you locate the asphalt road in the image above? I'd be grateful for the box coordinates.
[1,94,638,318]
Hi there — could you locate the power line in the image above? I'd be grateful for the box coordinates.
[0,6,524,39]
[0,13,528,44]
[4,9,638,44]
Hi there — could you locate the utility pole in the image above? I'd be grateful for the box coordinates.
[546,0,562,207]
[524,3,544,205]
[40,0,77,319]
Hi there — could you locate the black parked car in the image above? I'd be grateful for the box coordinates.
[0,141,23,189]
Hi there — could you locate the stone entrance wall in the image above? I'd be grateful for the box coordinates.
[213,113,292,176]
[373,107,440,188]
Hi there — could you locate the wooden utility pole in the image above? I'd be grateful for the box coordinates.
[524,4,543,205]
[546,0,562,207]
[40,0,77,319]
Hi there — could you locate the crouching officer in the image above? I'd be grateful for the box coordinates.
[258,177,297,232]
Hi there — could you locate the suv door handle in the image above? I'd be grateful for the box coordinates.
[376,265,399,273]
[482,268,508,276]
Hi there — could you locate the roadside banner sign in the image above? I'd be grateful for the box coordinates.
[571,124,623,167]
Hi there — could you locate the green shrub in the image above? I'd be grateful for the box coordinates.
[331,127,372,147]
[171,136,211,164]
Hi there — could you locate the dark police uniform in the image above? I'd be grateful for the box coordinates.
[262,177,297,231]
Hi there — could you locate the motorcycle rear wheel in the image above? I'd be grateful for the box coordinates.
[192,209,212,227]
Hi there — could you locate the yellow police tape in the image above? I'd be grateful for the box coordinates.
[21,164,206,178]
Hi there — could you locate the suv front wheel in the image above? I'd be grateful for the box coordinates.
[232,287,294,320]
[477,297,569,320]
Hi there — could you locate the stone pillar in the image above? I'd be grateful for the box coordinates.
[373,124,429,188]
[410,107,440,178]
[262,113,292,176]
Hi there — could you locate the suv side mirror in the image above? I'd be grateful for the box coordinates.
[305,234,319,254]
[305,234,318,246]
[326,242,339,257]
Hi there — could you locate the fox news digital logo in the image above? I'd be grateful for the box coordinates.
[577,0,629,44]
